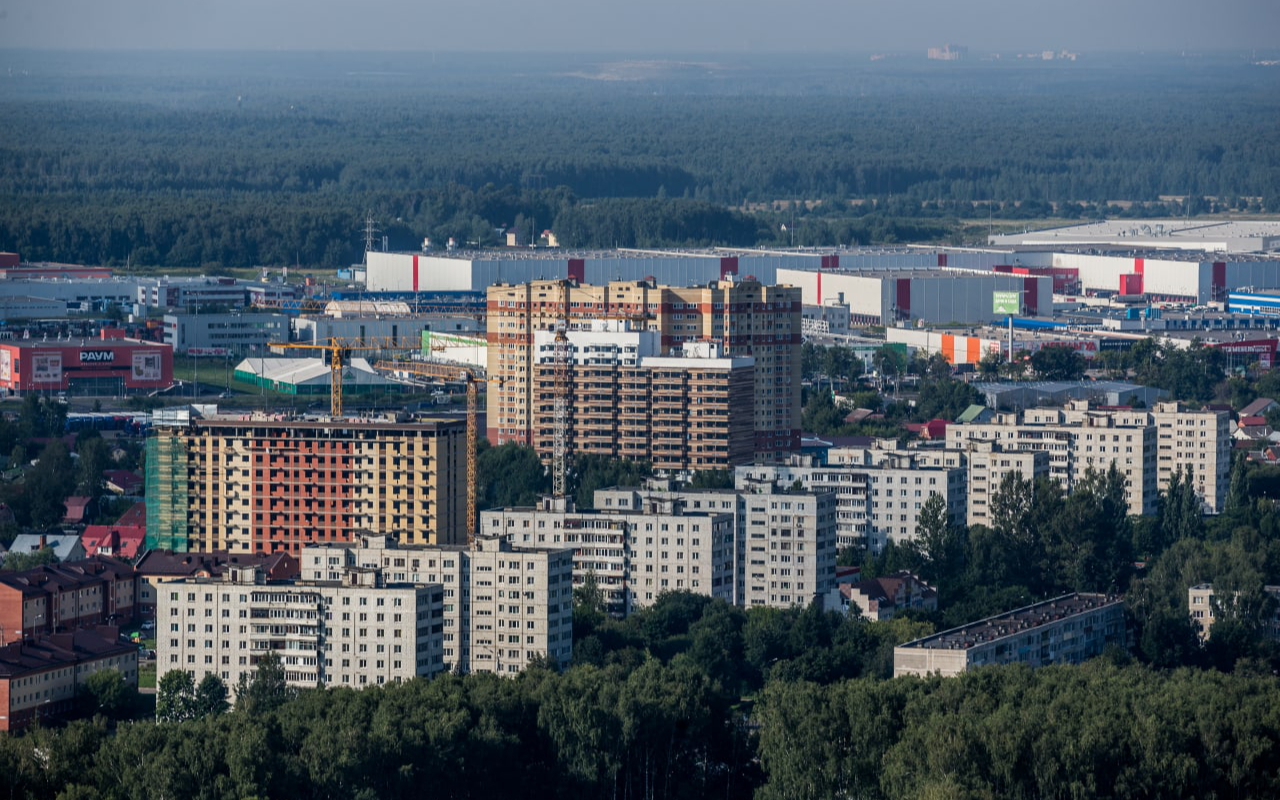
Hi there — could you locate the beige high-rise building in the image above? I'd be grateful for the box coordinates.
[481,493,736,615]
[963,442,1051,527]
[303,534,575,675]
[156,561,446,696]
[946,401,1159,516]
[486,276,802,463]
[1150,402,1231,513]
[146,412,467,556]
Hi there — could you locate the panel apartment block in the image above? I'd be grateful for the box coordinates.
[1150,402,1231,513]
[157,563,446,695]
[738,486,839,608]
[146,414,466,555]
[893,593,1125,677]
[481,494,735,615]
[737,450,966,552]
[946,401,1159,516]
[486,276,802,463]
[963,442,1051,527]
[303,535,575,675]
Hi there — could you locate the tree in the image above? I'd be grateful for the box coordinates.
[1030,344,1086,381]
[26,440,75,530]
[156,669,197,723]
[687,469,734,490]
[476,442,550,509]
[235,653,293,715]
[193,673,230,718]
[79,669,135,720]
[75,436,111,500]
[976,349,1005,381]
[1,546,59,571]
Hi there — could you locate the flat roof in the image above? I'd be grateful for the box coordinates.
[191,415,464,432]
[989,219,1280,254]
[898,592,1120,651]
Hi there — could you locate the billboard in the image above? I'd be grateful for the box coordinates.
[992,291,1021,314]
[31,353,62,383]
[0,350,10,383]
[132,352,163,382]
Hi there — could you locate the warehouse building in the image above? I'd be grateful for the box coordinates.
[777,268,1053,326]
[0,337,171,397]
[163,312,290,356]
[990,220,1280,254]
[232,357,407,398]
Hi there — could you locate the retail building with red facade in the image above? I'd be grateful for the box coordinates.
[0,337,172,397]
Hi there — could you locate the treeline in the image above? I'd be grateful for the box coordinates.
[2,55,1277,266]
[3,659,1279,799]
[756,661,1280,800]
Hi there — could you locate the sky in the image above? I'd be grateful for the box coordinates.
[1,0,1276,53]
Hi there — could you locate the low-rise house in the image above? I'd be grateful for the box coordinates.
[1239,398,1278,419]
[81,526,146,560]
[7,534,85,564]
[0,625,137,732]
[63,497,94,526]
[829,571,937,621]
[103,470,143,496]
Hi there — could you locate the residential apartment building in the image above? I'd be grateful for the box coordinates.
[486,276,802,463]
[1188,583,1280,641]
[893,593,1125,677]
[157,561,447,696]
[946,401,1159,516]
[1151,402,1232,513]
[303,534,575,675]
[738,485,839,608]
[0,627,138,732]
[481,493,736,615]
[528,322,755,473]
[738,448,966,551]
[964,442,1051,527]
[0,558,138,645]
[146,412,467,555]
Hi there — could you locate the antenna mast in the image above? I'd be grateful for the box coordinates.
[362,211,381,267]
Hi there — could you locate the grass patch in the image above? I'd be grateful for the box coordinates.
[139,663,156,689]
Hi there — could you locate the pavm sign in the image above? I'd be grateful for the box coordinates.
[80,350,115,363]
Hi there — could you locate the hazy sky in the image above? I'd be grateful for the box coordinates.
[1,0,1276,53]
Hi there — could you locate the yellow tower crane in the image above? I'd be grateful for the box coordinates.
[267,336,424,416]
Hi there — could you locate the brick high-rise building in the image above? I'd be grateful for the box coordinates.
[146,412,467,556]
[486,276,802,464]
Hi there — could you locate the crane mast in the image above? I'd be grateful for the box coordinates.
[551,279,571,499]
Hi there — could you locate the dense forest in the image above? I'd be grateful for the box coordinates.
[0,51,1277,266]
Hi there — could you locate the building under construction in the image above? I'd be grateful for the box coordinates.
[144,410,467,555]
[486,276,802,465]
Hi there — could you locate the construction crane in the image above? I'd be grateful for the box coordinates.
[268,336,423,416]
[551,279,571,499]
[464,373,504,546]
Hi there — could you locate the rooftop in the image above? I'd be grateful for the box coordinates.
[898,592,1121,651]
[0,626,134,678]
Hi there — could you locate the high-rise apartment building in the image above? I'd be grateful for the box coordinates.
[946,401,1159,516]
[527,322,755,472]
[963,442,1051,527]
[486,276,802,463]
[738,449,966,551]
[947,400,1230,516]
[481,494,736,615]
[737,484,839,608]
[1150,402,1231,513]
[146,412,467,556]
[157,561,447,695]
[303,534,575,675]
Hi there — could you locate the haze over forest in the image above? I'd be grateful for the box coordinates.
[1,0,1278,52]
